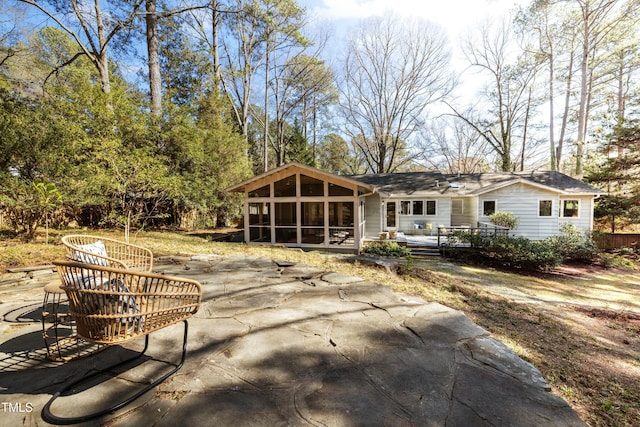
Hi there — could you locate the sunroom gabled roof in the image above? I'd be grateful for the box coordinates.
[225,162,375,194]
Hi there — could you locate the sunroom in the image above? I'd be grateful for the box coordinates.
[227,163,374,251]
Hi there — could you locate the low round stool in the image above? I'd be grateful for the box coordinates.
[42,280,78,361]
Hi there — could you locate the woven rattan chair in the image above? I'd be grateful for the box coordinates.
[61,234,154,272]
[42,261,202,424]
[41,235,153,361]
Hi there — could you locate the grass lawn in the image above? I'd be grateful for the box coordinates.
[1,228,639,426]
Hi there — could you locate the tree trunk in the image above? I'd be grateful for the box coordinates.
[146,0,162,117]
[212,0,221,83]
[95,3,112,97]
[557,45,575,171]
[264,43,270,171]
[548,45,556,170]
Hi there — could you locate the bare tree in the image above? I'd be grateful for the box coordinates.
[18,0,145,98]
[267,50,335,166]
[0,1,24,68]
[572,0,639,176]
[419,115,493,173]
[455,18,542,172]
[340,14,454,174]
[258,0,307,171]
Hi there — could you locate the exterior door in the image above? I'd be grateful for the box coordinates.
[385,201,397,230]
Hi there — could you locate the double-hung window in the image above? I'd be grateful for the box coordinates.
[400,200,436,215]
[562,200,579,218]
[425,200,436,215]
[482,200,496,216]
[539,200,553,217]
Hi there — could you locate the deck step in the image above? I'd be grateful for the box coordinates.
[407,245,441,257]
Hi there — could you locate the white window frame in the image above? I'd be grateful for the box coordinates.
[425,200,437,216]
[538,199,554,217]
[412,200,424,216]
[562,199,580,218]
[482,200,497,216]
[400,200,411,215]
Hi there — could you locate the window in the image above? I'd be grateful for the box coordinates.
[274,175,296,197]
[425,200,436,215]
[329,202,354,227]
[249,185,270,198]
[248,203,270,225]
[562,200,579,218]
[274,203,296,225]
[400,201,411,215]
[412,201,423,215]
[248,202,270,243]
[539,200,552,217]
[300,174,324,196]
[329,202,354,246]
[301,202,323,226]
[483,200,496,216]
[452,199,463,215]
[328,183,353,196]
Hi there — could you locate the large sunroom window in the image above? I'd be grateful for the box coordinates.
[249,185,270,198]
[246,172,359,247]
[329,201,354,245]
[328,183,353,196]
[274,175,296,197]
[248,202,270,242]
[300,174,324,196]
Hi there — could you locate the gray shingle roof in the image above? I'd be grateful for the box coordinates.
[348,171,605,197]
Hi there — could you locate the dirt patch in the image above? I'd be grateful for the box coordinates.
[572,306,640,330]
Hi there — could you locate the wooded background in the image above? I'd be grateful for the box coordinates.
[1,0,639,237]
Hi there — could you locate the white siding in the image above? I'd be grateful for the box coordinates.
[559,196,594,234]
[480,183,558,240]
[394,198,451,233]
[479,183,595,239]
[364,194,381,236]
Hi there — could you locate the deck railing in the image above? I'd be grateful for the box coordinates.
[437,223,510,248]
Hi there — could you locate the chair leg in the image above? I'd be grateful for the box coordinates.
[41,320,189,425]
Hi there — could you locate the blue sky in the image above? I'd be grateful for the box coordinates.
[298,0,531,96]
[300,0,530,43]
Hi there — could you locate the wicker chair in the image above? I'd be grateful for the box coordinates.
[42,235,153,361]
[61,234,154,272]
[42,261,202,424]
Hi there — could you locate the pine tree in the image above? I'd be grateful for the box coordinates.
[585,122,640,232]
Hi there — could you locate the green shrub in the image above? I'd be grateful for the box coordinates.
[600,253,638,270]
[447,234,562,271]
[544,223,600,263]
[489,211,520,229]
[363,241,411,257]
[480,235,562,271]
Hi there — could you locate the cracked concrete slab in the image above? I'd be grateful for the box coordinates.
[0,255,586,426]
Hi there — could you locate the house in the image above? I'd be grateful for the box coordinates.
[226,162,605,252]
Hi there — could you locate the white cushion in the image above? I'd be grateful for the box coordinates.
[72,241,108,266]
[68,273,143,331]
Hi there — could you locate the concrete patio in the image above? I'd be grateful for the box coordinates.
[0,254,586,426]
